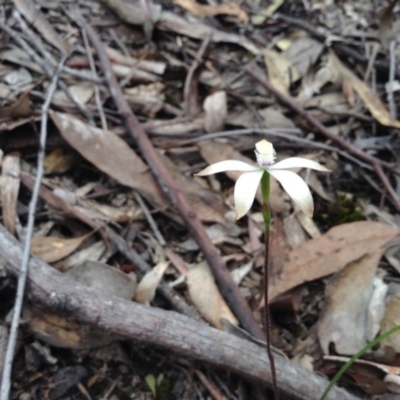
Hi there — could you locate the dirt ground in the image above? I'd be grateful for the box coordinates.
[1,0,400,399]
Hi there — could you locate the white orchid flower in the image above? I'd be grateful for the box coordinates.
[196,139,330,219]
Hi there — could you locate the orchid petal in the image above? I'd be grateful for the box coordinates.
[268,169,314,217]
[271,157,330,172]
[195,160,259,176]
[234,170,264,219]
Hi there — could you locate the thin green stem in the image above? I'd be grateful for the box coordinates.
[260,172,279,400]
[320,324,400,400]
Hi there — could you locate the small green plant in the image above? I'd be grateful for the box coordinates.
[196,139,330,400]
[320,324,400,400]
[320,192,364,227]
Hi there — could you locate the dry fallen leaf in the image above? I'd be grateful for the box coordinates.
[64,241,107,270]
[284,37,323,78]
[331,51,400,129]
[31,232,93,263]
[378,0,398,49]
[0,90,32,119]
[135,261,169,305]
[52,84,94,108]
[380,295,400,353]
[44,149,77,175]
[263,49,299,94]
[186,261,238,329]
[25,261,136,349]
[1,154,20,235]
[203,91,228,133]
[50,111,225,223]
[125,82,165,118]
[65,261,137,300]
[318,254,387,355]
[270,221,399,301]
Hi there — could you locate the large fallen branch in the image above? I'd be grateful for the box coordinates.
[0,223,358,400]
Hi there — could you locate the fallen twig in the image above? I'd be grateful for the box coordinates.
[0,222,360,400]
[70,8,264,340]
[0,19,95,125]
[244,65,400,212]
[274,12,399,79]
[0,54,67,400]
[19,172,199,320]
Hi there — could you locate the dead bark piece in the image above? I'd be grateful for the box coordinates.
[0,223,359,400]
[1,154,20,235]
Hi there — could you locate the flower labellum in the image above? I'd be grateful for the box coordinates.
[195,139,330,219]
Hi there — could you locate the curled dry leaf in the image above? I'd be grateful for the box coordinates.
[331,51,400,129]
[125,82,165,118]
[43,149,77,174]
[135,261,170,305]
[1,154,20,235]
[318,253,387,355]
[186,261,238,329]
[284,37,323,78]
[30,232,93,263]
[380,295,400,353]
[52,84,94,108]
[269,221,399,301]
[263,49,299,95]
[173,0,249,23]
[203,91,228,133]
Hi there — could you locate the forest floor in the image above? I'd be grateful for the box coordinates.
[1,0,400,399]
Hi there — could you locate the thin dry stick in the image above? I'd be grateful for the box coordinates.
[0,54,68,400]
[183,33,212,117]
[244,66,400,212]
[73,9,264,340]
[134,192,166,246]
[81,28,108,131]
[19,171,199,320]
[173,128,372,170]
[388,40,397,120]
[12,9,102,84]
[0,20,95,125]
[273,12,398,78]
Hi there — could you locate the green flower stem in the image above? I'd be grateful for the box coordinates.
[320,323,400,400]
[260,172,279,400]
